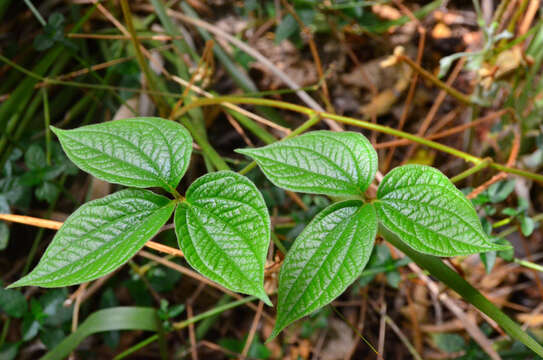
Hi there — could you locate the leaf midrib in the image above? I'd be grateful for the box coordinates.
[279,207,358,326]
[43,197,162,260]
[63,129,173,190]
[255,144,358,185]
[25,202,172,285]
[186,205,262,289]
[378,198,484,240]
[377,202,494,253]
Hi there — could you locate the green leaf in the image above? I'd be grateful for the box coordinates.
[270,201,377,339]
[25,144,46,170]
[237,131,377,196]
[51,117,192,194]
[42,307,159,360]
[175,171,271,304]
[40,328,66,350]
[0,286,27,318]
[487,179,516,203]
[10,189,175,288]
[275,14,298,43]
[521,216,535,236]
[219,335,271,359]
[375,165,511,257]
[432,333,466,353]
[35,181,59,204]
[0,222,8,250]
[0,343,19,360]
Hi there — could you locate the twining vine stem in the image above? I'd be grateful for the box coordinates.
[176,96,543,184]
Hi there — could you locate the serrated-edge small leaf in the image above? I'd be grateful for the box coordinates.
[376,164,511,256]
[270,201,377,339]
[236,131,377,196]
[175,171,271,305]
[51,117,192,193]
[10,189,175,288]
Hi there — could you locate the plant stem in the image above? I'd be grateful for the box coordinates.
[179,96,543,184]
[114,334,158,360]
[0,317,9,347]
[271,233,288,255]
[380,225,543,357]
[179,117,230,171]
[384,314,423,360]
[498,213,543,237]
[120,0,167,116]
[514,258,543,273]
[173,296,256,329]
[238,161,257,175]
[42,88,51,166]
[238,113,321,175]
[24,0,46,26]
[451,157,492,183]
[113,296,257,360]
[397,55,476,105]
[289,113,321,137]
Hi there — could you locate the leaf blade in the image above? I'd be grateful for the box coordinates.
[10,189,175,288]
[270,201,377,339]
[376,164,510,256]
[42,307,159,360]
[236,131,377,196]
[175,171,271,304]
[51,117,192,192]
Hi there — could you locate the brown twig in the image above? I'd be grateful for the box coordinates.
[467,128,520,199]
[383,0,427,172]
[408,262,502,360]
[240,300,264,359]
[226,113,254,147]
[517,0,540,37]
[187,283,206,360]
[402,57,467,162]
[397,54,474,105]
[375,109,508,149]
[71,282,88,333]
[138,251,274,323]
[169,39,215,119]
[281,0,332,111]
[67,33,185,41]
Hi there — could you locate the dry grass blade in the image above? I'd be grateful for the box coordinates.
[137,4,344,131]
[408,262,502,360]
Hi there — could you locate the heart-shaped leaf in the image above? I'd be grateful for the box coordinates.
[175,171,271,304]
[270,201,377,339]
[51,117,192,194]
[375,165,511,256]
[10,189,176,288]
[236,131,377,196]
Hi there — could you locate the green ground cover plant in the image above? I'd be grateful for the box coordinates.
[8,116,543,357]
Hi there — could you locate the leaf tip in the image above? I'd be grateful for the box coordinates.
[6,279,26,289]
[234,148,255,157]
[258,291,273,307]
[265,326,282,343]
[492,242,513,252]
[49,125,63,136]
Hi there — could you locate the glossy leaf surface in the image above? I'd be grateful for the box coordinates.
[271,201,377,338]
[237,131,377,196]
[51,117,192,193]
[10,189,175,288]
[175,171,271,304]
[375,165,510,256]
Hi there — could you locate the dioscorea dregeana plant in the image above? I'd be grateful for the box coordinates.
[10,116,534,346]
